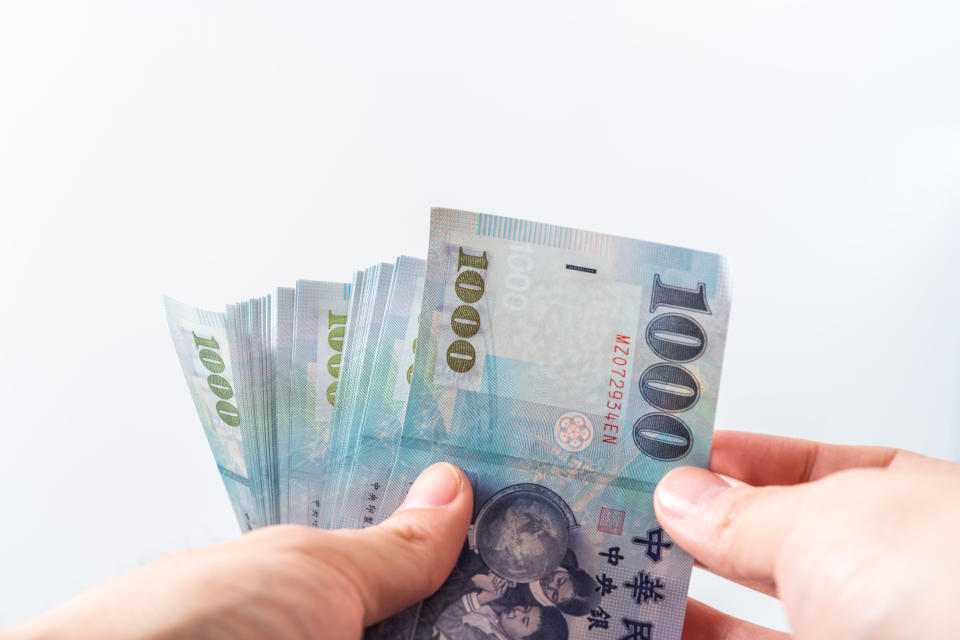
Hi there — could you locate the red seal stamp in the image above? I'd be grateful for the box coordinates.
[598,507,626,535]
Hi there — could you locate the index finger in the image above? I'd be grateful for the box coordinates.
[709,430,902,486]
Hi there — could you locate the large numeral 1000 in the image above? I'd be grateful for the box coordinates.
[192,332,240,427]
[326,310,347,405]
[446,247,488,373]
[633,276,710,460]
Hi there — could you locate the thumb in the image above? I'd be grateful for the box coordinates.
[653,466,804,587]
[328,462,473,626]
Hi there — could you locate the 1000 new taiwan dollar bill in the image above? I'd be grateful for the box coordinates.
[164,296,258,531]
[375,209,731,640]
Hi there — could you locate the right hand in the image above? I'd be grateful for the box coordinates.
[654,430,960,639]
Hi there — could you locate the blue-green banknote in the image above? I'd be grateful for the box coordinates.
[227,296,277,526]
[377,209,731,640]
[320,266,373,527]
[288,280,352,528]
[340,256,426,529]
[330,262,397,527]
[273,287,295,524]
[164,297,257,531]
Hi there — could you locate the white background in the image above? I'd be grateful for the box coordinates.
[1,0,958,632]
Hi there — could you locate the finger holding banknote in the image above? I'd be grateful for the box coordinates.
[6,463,473,640]
[654,431,960,639]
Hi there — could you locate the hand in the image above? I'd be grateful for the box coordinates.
[489,575,514,595]
[473,573,514,604]
[654,430,960,639]
[5,463,473,640]
[471,572,498,593]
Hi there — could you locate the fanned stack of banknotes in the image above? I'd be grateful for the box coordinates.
[165,208,731,640]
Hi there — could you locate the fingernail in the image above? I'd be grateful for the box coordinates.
[656,467,732,520]
[397,463,463,511]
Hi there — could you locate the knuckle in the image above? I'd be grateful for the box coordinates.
[711,486,750,538]
[709,487,759,575]
[383,514,434,546]
[380,514,448,588]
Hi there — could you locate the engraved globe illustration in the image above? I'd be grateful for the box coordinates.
[475,485,571,583]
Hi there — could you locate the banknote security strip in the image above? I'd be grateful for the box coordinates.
[164,208,731,640]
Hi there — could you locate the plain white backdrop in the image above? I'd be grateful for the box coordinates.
[1,0,958,631]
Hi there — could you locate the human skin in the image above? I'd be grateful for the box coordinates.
[3,463,474,640]
[655,430,960,640]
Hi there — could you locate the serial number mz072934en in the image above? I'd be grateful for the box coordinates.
[602,334,633,446]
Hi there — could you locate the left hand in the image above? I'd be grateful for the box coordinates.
[5,463,473,640]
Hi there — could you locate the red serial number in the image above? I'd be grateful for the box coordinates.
[601,334,632,445]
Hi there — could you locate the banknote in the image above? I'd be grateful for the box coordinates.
[163,296,258,531]
[319,267,371,527]
[272,287,295,523]
[227,297,277,525]
[287,280,352,528]
[330,263,396,526]
[254,295,279,525]
[379,208,731,640]
[340,256,426,529]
